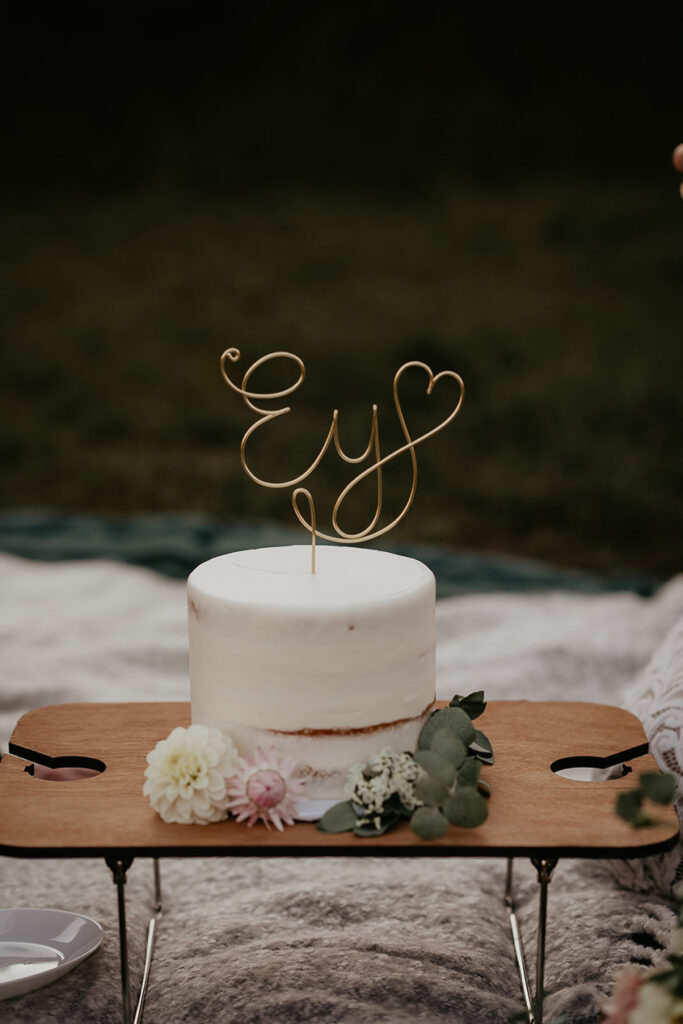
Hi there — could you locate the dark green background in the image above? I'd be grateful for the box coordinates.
[3,4,682,578]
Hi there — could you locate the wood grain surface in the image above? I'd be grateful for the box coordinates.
[0,701,677,859]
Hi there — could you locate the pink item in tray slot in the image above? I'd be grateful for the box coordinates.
[30,764,101,781]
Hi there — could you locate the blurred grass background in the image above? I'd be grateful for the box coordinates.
[2,4,682,578]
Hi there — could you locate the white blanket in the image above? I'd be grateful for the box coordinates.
[2,553,683,1023]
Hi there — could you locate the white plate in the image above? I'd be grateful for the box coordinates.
[0,908,103,1001]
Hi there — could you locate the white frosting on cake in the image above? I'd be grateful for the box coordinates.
[188,545,436,797]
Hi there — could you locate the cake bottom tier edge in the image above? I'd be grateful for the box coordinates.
[191,702,436,799]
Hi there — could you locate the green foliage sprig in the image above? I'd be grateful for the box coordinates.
[318,691,493,840]
[616,770,676,828]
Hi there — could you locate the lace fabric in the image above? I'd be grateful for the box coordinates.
[614,615,683,893]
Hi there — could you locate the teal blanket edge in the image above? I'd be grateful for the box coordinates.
[0,511,659,598]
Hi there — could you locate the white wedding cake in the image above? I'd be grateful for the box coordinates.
[188,545,436,798]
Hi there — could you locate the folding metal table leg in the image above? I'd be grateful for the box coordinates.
[106,856,135,1024]
[132,859,164,1024]
[106,857,164,1024]
[530,858,558,1024]
[505,858,535,1020]
[505,857,558,1024]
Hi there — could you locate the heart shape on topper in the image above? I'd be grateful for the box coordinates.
[323,360,464,541]
[224,348,465,555]
[392,360,465,451]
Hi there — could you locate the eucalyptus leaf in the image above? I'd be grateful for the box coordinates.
[443,787,489,828]
[469,728,495,764]
[414,774,450,807]
[383,792,404,813]
[616,790,648,826]
[449,691,487,721]
[318,800,358,833]
[472,729,493,754]
[431,729,467,767]
[352,822,380,837]
[458,756,482,787]
[477,779,492,798]
[353,810,401,837]
[639,772,676,805]
[414,749,456,786]
[419,707,476,750]
[410,806,449,840]
[417,711,441,750]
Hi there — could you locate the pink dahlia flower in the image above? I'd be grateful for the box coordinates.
[227,747,307,830]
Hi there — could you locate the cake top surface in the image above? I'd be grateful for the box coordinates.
[188,545,433,608]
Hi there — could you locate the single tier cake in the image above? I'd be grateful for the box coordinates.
[188,545,436,798]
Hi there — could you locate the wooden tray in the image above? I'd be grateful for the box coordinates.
[0,701,677,859]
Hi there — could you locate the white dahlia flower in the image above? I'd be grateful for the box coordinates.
[143,724,239,824]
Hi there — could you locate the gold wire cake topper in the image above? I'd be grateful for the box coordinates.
[220,348,464,573]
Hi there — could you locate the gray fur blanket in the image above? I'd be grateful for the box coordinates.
[2,553,683,1024]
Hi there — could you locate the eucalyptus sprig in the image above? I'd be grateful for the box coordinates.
[318,691,494,840]
[616,770,676,828]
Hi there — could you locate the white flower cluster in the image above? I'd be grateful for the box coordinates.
[143,724,240,824]
[344,748,424,814]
